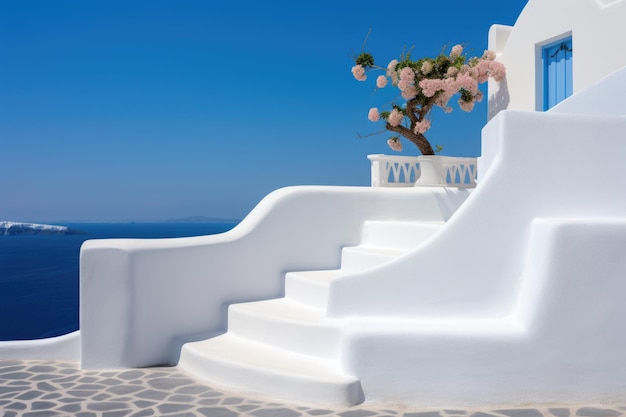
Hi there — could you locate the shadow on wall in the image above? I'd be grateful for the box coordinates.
[433,188,473,220]
[489,77,511,121]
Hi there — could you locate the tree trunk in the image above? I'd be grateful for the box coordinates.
[386,124,435,155]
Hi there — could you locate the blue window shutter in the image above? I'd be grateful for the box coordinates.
[543,37,573,110]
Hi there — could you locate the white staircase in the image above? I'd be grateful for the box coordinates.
[178,220,444,405]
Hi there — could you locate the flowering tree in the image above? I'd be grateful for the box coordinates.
[352,43,505,155]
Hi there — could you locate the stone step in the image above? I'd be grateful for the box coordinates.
[340,246,406,271]
[360,220,444,250]
[178,333,364,406]
[284,269,343,309]
[180,219,447,406]
[227,298,344,359]
[285,221,444,309]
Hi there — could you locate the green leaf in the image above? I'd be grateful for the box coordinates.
[355,52,375,68]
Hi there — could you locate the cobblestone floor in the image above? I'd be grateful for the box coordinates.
[1,360,625,417]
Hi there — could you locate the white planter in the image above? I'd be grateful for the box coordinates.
[413,156,446,187]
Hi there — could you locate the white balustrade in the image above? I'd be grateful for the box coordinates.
[367,154,477,188]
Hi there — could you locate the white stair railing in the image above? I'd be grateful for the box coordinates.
[367,154,477,188]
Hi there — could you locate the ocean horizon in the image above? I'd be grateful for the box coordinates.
[0,221,239,341]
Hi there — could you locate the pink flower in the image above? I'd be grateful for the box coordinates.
[389,71,399,85]
[455,74,479,95]
[482,50,496,61]
[446,66,459,77]
[368,107,380,122]
[413,119,431,134]
[472,60,491,83]
[376,75,388,88]
[386,59,399,84]
[450,44,463,58]
[387,137,403,152]
[433,78,457,110]
[351,64,366,81]
[387,108,404,127]
[398,67,417,99]
[488,61,506,82]
[458,99,475,112]
[420,61,433,75]
[399,67,415,84]
[401,85,417,100]
[419,78,443,97]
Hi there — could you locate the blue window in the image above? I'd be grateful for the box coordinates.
[542,37,573,110]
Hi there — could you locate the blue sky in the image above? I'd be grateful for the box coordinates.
[0,0,528,222]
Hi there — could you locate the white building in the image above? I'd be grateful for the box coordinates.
[3,0,626,408]
[489,0,626,116]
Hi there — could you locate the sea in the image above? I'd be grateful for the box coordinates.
[0,222,238,341]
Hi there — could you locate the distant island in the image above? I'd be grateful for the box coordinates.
[0,221,86,236]
[162,216,241,224]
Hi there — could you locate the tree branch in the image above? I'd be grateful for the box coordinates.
[386,123,435,155]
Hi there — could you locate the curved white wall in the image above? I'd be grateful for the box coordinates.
[0,331,80,361]
[326,100,626,404]
[340,218,626,406]
[80,185,471,369]
[327,110,626,318]
[489,0,626,117]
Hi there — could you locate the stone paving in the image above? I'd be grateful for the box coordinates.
[1,360,625,417]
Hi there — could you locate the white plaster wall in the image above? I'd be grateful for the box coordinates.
[0,331,80,361]
[80,185,471,369]
[341,218,626,406]
[550,66,626,115]
[327,110,626,319]
[488,0,626,118]
[328,106,626,405]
